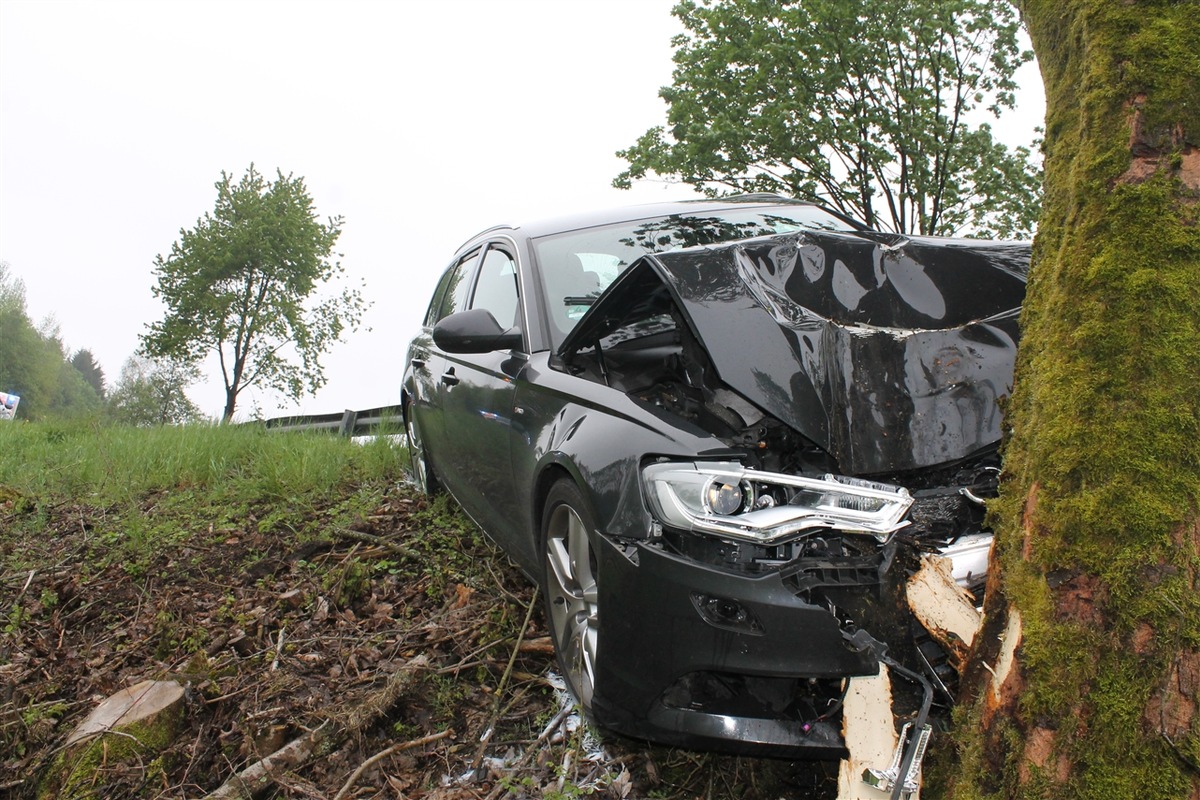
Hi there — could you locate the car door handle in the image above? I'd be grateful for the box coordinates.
[440,369,459,387]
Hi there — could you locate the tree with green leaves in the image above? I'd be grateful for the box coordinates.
[71,349,106,399]
[941,2,1200,797]
[616,0,1042,238]
[141,165,367,422]
[107,354,204,427]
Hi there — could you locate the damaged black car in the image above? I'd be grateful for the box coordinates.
[402,195,1028,764]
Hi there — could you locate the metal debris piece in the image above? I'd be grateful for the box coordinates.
[862,721,932,797]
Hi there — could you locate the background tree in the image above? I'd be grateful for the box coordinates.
[0,263,101,420]
[141,165,367,422]
[70,348,106,399]
[944,2,1200,797]
[107,354,204,426]
[616,0,1042,238]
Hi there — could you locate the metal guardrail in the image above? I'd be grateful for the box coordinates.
[262,404,403,437]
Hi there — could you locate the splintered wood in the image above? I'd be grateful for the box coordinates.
[907,553,983,669]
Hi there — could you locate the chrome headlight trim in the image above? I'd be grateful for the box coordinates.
[642,461,912,544]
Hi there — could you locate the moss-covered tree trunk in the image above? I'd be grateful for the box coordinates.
[942,2,1200,798]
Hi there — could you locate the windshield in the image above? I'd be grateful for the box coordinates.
[532,204,859,346]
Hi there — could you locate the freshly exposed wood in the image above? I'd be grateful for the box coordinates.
[990,609,1023,707]
[837,668,915,800]
[41,680,187,799]
[906,554,983,671]
[65,679,185,747]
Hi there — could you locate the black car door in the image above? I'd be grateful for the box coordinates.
[412,248,481,483]
[435,241,528,541]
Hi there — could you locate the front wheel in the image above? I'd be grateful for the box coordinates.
[541,480,600,712]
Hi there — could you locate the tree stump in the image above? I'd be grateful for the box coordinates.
[39,680,185,799]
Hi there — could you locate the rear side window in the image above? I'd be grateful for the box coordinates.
[426,249,481,326]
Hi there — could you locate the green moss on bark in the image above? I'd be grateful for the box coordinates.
[39,708,183,800]
[943,1,1200,798]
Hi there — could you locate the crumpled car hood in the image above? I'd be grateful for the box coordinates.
[562,229,1029,475]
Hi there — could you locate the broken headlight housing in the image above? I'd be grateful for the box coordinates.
[642,461,912,545]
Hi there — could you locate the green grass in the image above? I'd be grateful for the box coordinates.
[0,419,406,505]
[0,420,411,578]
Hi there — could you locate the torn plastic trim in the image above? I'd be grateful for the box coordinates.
[935,532,993,592]
[642,461,913,545]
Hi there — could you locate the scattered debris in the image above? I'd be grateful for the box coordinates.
[862,721,932,798]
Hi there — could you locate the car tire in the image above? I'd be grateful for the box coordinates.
[404,399,439,494]
[541,479,600,713]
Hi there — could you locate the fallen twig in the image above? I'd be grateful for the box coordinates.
[518,636,554,655]
[556,746,573,793]
[332,728,453,800]
[484,559,527,606]
[200,654,430,800]
[438,633,516,675]
[201,720,333,800]
[16,568,36,602]
[333,526,419,561]
[270,627,286,671]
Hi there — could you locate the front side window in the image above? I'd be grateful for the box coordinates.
[471,246,520,330]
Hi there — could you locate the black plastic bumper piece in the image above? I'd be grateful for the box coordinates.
[589,535,882,756]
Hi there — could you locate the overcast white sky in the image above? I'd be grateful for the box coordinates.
[0,0,1045,420]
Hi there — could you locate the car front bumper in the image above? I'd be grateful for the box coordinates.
[591,534,895,758]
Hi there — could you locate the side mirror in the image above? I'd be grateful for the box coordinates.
[433,308,523,354]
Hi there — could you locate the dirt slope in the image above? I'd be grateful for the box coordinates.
[1,485,835,799]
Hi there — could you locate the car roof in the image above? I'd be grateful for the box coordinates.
[456,194,852,251]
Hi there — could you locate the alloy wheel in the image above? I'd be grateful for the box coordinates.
[544,493,599,709]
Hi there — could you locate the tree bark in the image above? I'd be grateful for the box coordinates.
[944,2,1200,798]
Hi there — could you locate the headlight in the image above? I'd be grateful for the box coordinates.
[642,461,912,544]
